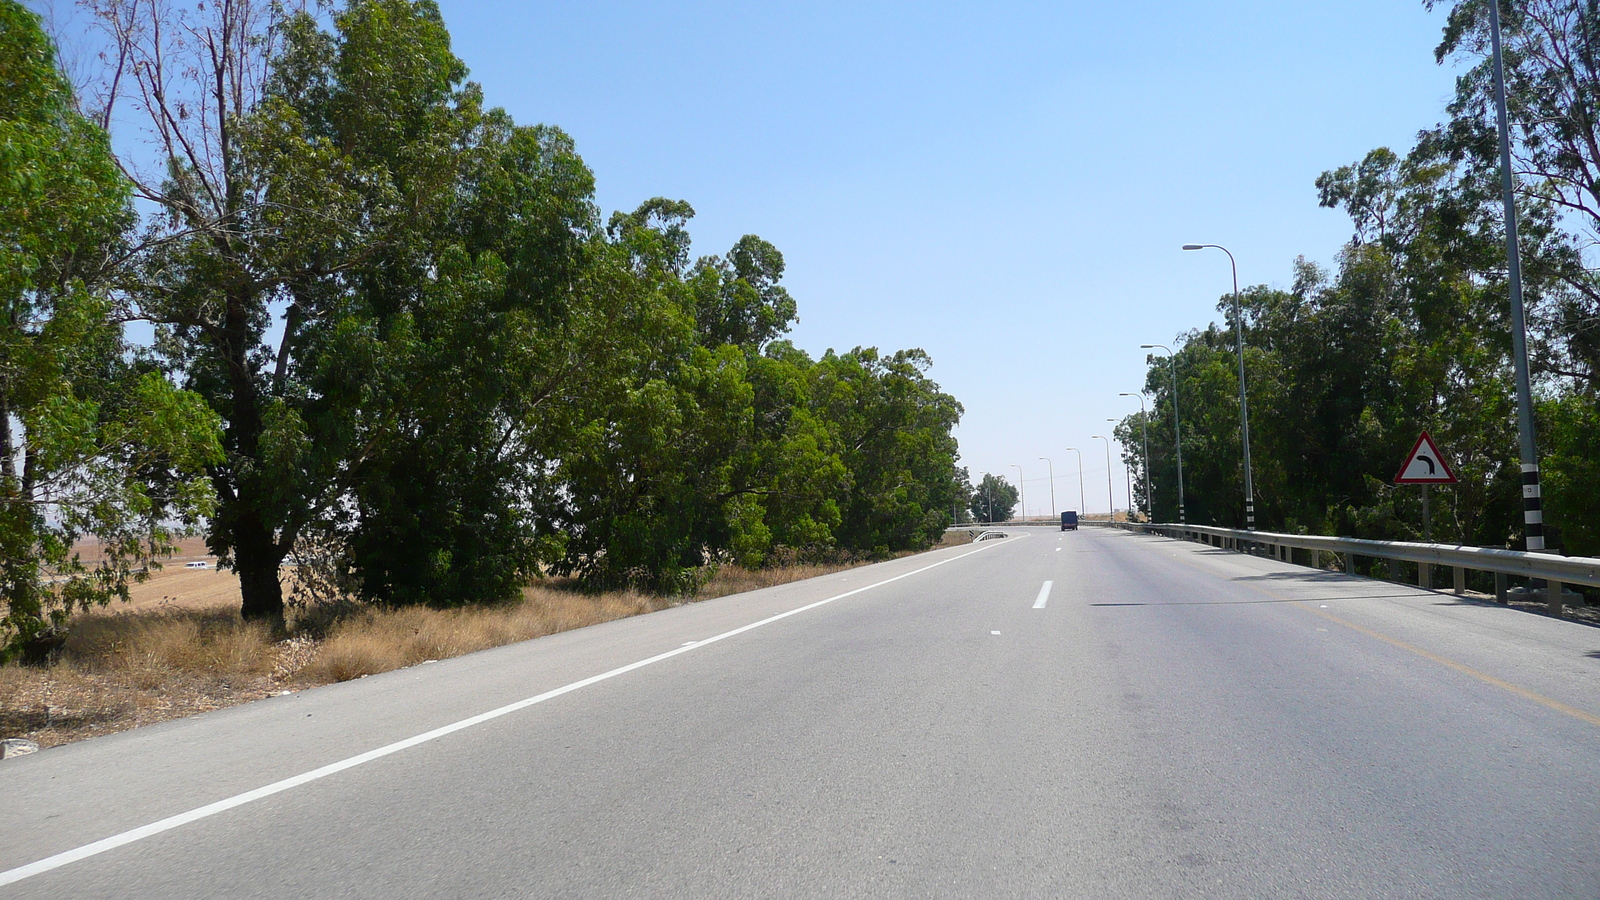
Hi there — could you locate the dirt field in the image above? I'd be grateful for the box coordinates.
[70,536,240,615]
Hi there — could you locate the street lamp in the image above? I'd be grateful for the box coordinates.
[1183,243,1256,530]
[1091,435,1114,524]
[1119,392,1152,521]
[1107,419,1132,520]
[1064,447,1085,515]
[1141,343,1185,523]
[1011,464,1025,522]
[1038,457,1056,519]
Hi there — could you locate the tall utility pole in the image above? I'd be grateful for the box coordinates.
[1091,435,1114,523]
[1107,418,1135,521]
[1011,464,1026,522]
[1039,457,1056,519]
[1487,0,1545,553]
[1065,447,1085,514]
[1183,243,1255,530]
[1142,343,1185,523]
[1119,393,1153,521]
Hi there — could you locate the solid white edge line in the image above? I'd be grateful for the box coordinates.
[1033,580,1053,609]
[0,534,1018,888]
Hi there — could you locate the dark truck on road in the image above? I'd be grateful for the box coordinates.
[1060,511,1079,531]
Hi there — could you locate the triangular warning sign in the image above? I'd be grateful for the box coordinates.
[1394,431,1458,484]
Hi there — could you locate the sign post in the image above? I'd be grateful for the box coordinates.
[1394,431,1458,586]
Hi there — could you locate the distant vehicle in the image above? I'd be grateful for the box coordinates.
[185,561,210,569]
[1060,511,1078,531]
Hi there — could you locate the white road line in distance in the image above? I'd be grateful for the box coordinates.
[0,537,1015,888]
[1033,581,1054,609]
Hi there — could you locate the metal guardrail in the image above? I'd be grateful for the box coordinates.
[944,526,1012,542]
[1118,522,1599,614]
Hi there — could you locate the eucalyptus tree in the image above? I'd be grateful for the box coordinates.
[79,0,548,622]
[969,473,1017,523]
[1423,0,1600,552]
[814,348,964,555]
[0,1,220,655]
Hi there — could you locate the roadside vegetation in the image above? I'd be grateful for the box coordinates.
[1109,0,1600,574]
[0,0,969,664]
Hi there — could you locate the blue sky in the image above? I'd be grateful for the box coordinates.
[431,0,1464,516]
[39,0,1466,516]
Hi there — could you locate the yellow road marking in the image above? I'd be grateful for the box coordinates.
[1306,605,1600,729]
[1105,532,1600,728]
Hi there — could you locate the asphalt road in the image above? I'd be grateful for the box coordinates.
[3,526,1599,898]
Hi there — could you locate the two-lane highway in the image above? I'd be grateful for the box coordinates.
[3,526,1598,897]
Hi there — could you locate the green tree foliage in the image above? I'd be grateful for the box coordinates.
[0,1,221,656]
[1110,413,1148,520]
[969,473,1018,523]
[72,0,967,615]
[1136,0,1600,554]
[1142,141,1560,545]
[1143,243,1526,544]
[816,348,964,556]
[1424,0,1600,553]
[87,0,613,615]
[951,466,976,524]
[552,226,962,590]
[691,235,797,349]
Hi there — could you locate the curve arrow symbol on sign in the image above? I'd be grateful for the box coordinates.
[1394,431,1458,484]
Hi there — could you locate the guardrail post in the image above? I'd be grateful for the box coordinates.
[1495,572,1509,603]
[1548,579,1566,615]
[1311,549,1321,570]
[1342,551,1354,574]
[1419,562,1432,590]
[1453,566,1465,595]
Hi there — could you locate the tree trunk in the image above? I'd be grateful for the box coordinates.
[233,514,286,631]
[219,282,287,631]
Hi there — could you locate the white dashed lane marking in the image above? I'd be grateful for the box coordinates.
[1033,581,1053,609]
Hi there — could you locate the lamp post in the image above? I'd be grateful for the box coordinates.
[1107,419,1133,520]
[1091,435,1114,524]
[1183,243,1255,530]
[1141,343,1185,524]
[1038,457,1056,519]
[1064,447,1085,515]
[1486,0,1545,553]
[1011,464,1025,522]
[1119,392,1152,522]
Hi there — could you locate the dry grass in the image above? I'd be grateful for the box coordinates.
[0,555,894,749]
[0,611,290,749]
[300,586,665,683]
[64,610,278,683]
[696,562,856,599]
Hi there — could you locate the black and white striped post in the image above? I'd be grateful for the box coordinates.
[1486,0,1546,556]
